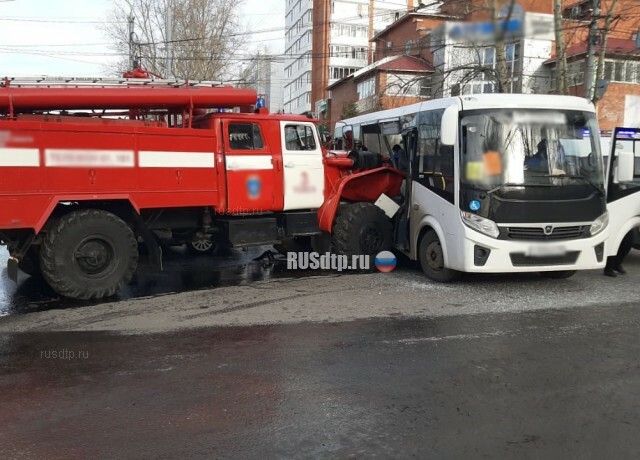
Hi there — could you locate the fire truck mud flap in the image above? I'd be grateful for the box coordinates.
[7,256,19,283]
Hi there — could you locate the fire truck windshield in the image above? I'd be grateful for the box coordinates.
[460,109,604,193]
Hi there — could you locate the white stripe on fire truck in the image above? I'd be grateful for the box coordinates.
[138,151,215,168]
[0,148,40,167]
[45,149,135,168]
[225,155,273,171]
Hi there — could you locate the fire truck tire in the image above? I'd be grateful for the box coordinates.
[418,230,460,283]
[332,202,392,258]
[540,270,576,279]
[40,210,139,300]
[18,247,42,278]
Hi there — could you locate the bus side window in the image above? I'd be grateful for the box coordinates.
[414,109,454,203]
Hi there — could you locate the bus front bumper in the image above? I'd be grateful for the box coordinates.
[457,228,608,273]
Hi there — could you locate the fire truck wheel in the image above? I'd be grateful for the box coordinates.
[539,270,576,279]
[419,230,460,283]
[40,210,139,300]
[18,247,42,278]
[332,202,392,258]
[187,233,217,255]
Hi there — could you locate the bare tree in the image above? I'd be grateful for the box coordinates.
[105,0,244,80]
[492,0,516,93]
[553,0,569,94]
[593,0,620,103]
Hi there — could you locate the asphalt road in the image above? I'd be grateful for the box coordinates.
[2,248,640,457]
[0,246,312,317]
[2,303,640,458]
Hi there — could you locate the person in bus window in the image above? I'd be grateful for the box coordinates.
[526,139,549,171]
[392,144,408,172]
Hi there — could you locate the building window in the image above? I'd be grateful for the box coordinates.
[603,59,640,84]
[357,77,376,100]
[462,43,520,94]
[405,40,414,55]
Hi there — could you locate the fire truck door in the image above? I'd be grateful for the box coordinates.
[280,121,325,211]
[224,121,280,212]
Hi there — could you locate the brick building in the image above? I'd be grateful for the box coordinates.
[545,1,640,130]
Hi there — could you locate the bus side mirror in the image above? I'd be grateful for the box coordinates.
[615,150,635,183]
[440,105,459,146]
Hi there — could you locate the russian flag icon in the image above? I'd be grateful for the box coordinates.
[375,251,397,273]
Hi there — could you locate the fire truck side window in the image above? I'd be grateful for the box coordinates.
[228,123,265,150]
[285,125,317,151]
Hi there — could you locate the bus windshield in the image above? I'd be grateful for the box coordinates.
[461,109,604,191]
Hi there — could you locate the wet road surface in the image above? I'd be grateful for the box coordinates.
[1,302,640,458]
[0,246,319,317]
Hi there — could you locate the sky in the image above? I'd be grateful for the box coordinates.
[0,0,286,77]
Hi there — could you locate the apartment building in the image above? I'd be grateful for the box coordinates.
[284,0,402,115]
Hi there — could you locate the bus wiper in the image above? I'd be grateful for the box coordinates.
[532,174,604,196]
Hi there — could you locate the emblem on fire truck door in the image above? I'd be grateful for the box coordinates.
[247,175,262,199]
[293,171,317,193]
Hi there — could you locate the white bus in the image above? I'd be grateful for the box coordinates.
[335,94,611,281]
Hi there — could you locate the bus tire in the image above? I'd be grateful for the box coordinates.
[332,202,392,258]
[540,270,576,279]
[419,230,459,282]
[40,209,139,300]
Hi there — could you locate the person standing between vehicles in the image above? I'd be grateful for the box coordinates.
[392,144,409,172]
[604,230,634,277]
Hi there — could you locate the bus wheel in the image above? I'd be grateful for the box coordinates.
[332,202,392,257]
[540,270,576,279]
[40,210,139,300]
[419,230,459,282]
[18,247,42,278]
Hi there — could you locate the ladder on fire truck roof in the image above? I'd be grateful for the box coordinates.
[1,76,224,88]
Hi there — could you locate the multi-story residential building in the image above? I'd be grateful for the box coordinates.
[238,54,286,114]
[284,0,314,114]
[284,0,402,115]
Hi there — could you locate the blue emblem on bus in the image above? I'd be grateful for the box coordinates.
[469,200,481,212]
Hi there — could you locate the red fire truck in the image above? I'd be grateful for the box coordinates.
[0,74,403,299]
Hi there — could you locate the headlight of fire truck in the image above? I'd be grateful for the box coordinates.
[461,211,500,238]
[589,211,609,237]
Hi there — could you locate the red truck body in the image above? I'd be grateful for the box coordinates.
[0,76,403,299]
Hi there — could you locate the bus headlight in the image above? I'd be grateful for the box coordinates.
[461,211,500,238]
[589,211,609,236]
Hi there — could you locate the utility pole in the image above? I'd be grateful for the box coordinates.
[165,1,174,79]
[368,0,375,64]
[584,0,601,101]
[128,13,136,70]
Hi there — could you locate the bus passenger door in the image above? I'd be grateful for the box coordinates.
[606,127,640,257]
